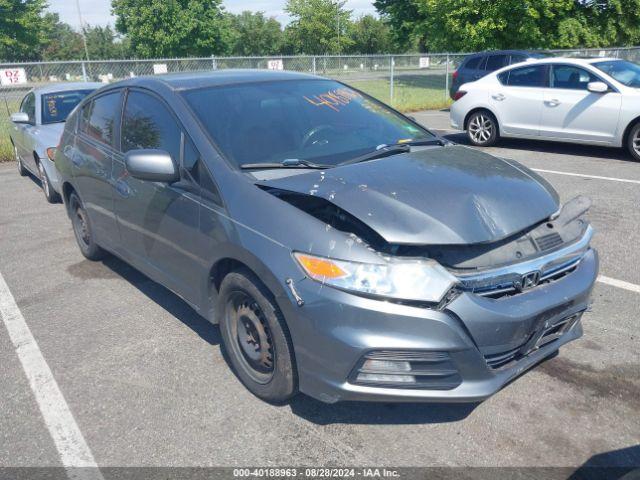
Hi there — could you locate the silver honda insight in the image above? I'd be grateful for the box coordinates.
[54,70,598,403]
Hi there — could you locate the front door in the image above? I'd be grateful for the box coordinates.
[113,89,203,306]
[540,64,622,144]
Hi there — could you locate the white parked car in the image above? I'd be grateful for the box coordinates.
[10,82,102,202]
[450,57,640,161]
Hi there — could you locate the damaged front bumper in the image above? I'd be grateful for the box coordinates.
[280,246,598,404]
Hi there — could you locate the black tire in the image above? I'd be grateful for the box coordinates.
[467,110,499,147]
[217,269,297,403]
[37,159,61,204]
[626,122,640,162]
[15,145,27,176]
[69,192,106,261]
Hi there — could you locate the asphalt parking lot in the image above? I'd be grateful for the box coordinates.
[0,109,638,472]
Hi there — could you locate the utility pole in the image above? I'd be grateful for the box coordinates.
[75,0,91,63]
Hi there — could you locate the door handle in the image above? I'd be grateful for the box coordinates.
[545,99,561,107]
[492,93,506,101]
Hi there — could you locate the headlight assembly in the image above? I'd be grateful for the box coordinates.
[293,252,458,303]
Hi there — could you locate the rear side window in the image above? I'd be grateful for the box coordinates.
[510,54,527,64]
[121,91,181,162]
[81,92,122,146]
[464,57,483,70]
[501,65,547,87]
[486,55,509,72]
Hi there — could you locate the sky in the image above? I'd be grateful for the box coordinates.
[46,0,378,29]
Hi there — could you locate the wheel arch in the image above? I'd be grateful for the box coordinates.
[622,115,640,149]
[463,106,500,133]
[61,181,78,215]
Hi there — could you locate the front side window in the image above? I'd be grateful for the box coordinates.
[121,91,181,162]
[183,79,436,168]
[502,65,548,87]
[20,93,36,123]
[81,92,121,146]
[41,89,94,124]
[550,65,598,90]
[592,60,640,88]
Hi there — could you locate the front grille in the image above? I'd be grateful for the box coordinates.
[535,232,563,251]
[350,350,462,390]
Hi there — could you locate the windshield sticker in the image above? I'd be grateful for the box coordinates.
[303,88,362,112]
[46,97,59,117]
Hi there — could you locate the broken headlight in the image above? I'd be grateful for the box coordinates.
[293,252,458,303]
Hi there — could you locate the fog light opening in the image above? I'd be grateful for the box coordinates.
[356,373,416,384]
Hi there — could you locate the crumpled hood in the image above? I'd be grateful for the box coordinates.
[257,146,560,245]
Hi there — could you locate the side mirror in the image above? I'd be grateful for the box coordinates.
[124,149,178,183]
[587,81,609,93]
[10,112,30,123]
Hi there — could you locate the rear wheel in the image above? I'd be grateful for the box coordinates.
[37,159,61,203]
[15,146,27,176]
[69,192,106,261]
[218,269,297,403]
[467,110,499,147]
[627,122,640,162]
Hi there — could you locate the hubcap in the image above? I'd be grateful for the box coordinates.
[633,129,640,156]
[74,206,90,246]
[227,292,274,383]
[469,114,493,144]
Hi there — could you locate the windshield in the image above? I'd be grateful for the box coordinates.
[183,79,435,168]
[592,60,640,87]
[41,89,95,124]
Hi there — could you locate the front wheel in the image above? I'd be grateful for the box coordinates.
[467,111,499,147]
[69,192,106,261]
[627,122,640,162]
[37,160,61,203]
[218,269,297,403]
[15,146,27,176]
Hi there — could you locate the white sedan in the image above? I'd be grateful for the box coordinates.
[450,57,640,161]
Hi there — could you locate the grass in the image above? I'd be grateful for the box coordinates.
[0,74,451,163]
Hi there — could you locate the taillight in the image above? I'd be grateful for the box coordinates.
[452,70,459,81]
[453,90,467,101]
[46,147,56,162]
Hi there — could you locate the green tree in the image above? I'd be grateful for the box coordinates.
[373,0,425,51]
[41,13,85,61]
[112,0,234,57]
[283,0,354,54]
[0,0,50,61]
[230,11,283,56]
[374,0,632,51]
[85,25,130,59]
[347,15,392,54]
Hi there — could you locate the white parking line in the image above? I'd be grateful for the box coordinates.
[597,275,640,294]
[0,270,103,480]
[532,168,640,185]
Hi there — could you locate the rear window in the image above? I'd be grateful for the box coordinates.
[486,55,509,72]
[41,90,94,124]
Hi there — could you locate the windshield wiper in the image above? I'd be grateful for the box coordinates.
[339,139,448,167]
[240,158,331,170]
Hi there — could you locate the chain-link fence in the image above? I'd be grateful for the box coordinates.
[2,47,640,161]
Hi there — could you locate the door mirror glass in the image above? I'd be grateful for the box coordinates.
[125,149,178,183]
[587,81,609,93]
[11,112,30,123]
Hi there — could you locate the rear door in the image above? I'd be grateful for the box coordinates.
[15,93,37,170]
[489,64,548,136]
[73,90,123,249]
[540,64,622,143]
[113,89,204,306]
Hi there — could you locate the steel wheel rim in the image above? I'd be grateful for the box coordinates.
[633,129,640,156]
[38,163,50,197]
[73,202,91,247]
[469,114,493,143]
[226,291,275,384]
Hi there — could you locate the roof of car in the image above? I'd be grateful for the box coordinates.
[33,82,104,95]
[517,56,619,66]
[466,50,541,57]
[112,69,321,91]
